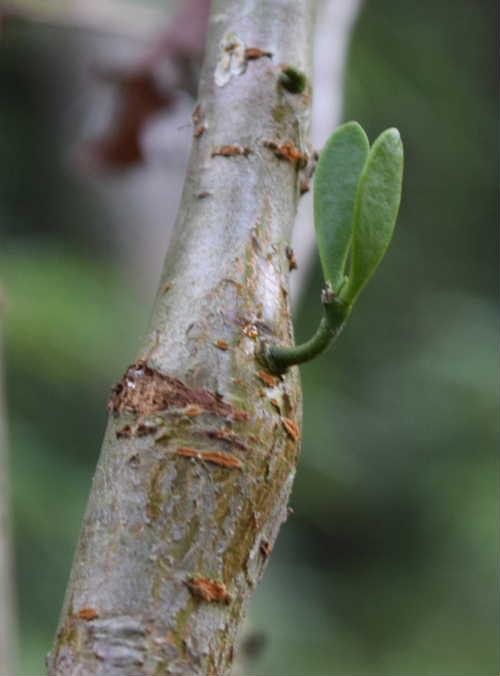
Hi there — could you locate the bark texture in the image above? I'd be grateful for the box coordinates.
[48,1,313,673]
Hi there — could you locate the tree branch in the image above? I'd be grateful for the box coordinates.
[48,0,313,673]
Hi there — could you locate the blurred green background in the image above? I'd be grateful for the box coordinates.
[0,0,497,674]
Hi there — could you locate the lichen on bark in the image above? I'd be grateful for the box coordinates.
[48,1,313,673]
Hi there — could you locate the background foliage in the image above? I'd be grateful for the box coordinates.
[0,0,496,673]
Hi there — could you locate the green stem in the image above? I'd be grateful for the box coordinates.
[261,294,350,374]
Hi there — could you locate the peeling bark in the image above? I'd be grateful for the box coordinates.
[48,1,313,673]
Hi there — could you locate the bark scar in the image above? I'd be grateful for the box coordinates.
[214,31,246,86]
[257,370,280,388]
[285,245,298,271]
[281,417,300,441]
[245,47,273,60]
[211,144,252,158]
[204,427,248,451]
[263,140,308,168]
[185,576,231,604]
[108,360,248,421]
[176,446,243,470]
[116,422,158,439]
[77,608,99,621]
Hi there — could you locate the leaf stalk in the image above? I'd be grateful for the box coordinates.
[260,290,350,374]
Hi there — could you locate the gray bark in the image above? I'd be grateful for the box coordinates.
[48,1,313,674]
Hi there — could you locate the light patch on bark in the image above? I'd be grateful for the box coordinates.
[214,32,247,86]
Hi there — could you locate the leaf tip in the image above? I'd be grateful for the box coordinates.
[385,127,401,139]
[377,127,404,155]
[340,120,370,143]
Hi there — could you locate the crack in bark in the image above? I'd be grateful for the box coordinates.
[175,446,243,470]
[185,577,232,604]
[109,360,248,422]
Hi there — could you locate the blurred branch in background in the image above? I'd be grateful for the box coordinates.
[2,0,210,169]
[1,0,357,306]
[291,0,363,305]
[2,0,359,305]
[0,0,163,39]
[0,293,16,676]
[80,0,210,169]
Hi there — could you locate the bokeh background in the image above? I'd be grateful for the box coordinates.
[0,0,497,674]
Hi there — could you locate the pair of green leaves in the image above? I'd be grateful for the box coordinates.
[314,122,404,305]
[261,121,404,374]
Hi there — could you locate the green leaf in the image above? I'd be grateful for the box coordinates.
[344,127,404,303]
[314,121,369,292]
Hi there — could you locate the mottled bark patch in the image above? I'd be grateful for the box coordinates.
[192,104,207,138]
[244,47,273,60]
[214,339,230,350]
[241,322,259,339]
[108,361,248,421]
[204,427,248,451]
[116,422,158,439]
[91,617,147,668]
[192,103,205,128]
[285,245,298,270]
[160,280,173,294]
[176,446,243,470]
[77,608,99,621]
[263,140,308,168]
[214,31,247,87]
[281,416,300,441]
[256,370,280,387]
[211,145,252,158]
[259,539,272,559]
[185,577,231,604]
[278,65,308,94]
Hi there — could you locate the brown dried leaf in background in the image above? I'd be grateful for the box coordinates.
[83,0,211,170]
